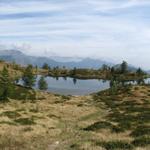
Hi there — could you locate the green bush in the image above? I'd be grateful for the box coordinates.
[83,121,114,131]
[132,136,150,147]
[14,117,36,125]
[95,141,133,150]
[0,111,21,119]
[130,125,150,137]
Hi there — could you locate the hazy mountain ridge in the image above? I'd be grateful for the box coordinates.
[0,50,113,69]
[0,50,146,73]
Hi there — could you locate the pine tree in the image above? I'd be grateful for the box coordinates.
[136,67,144,76]
[42,63,49,70]
[22,64,36,88]
[73,78,77,84]
[38,76,48,90]
[102,64,108,71]
[120,61,128,74]
[72,67,77,76]
[109,76,118,95]
[111,67,115,74]
[0,66,12,100]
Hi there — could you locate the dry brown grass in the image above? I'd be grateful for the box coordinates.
[0,61,22,79]
[0,92,97,149]
[0,85,149,149]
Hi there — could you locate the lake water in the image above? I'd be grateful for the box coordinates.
[19,75,150,96]
[19,75,110,95]
[37,76,110,95]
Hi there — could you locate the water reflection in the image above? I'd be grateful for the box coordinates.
[136,78,145,85]
[18,75,150,95]
[55,76,59,81]
[19,75,110,95]
[73,78,77,85]
[63,76,67,81]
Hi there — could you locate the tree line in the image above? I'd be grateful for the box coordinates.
[0,61,147,101]
[41,61,146,79]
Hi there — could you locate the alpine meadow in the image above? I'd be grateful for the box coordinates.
[0,0,149,150]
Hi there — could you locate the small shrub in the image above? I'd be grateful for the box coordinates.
[0,111,21,119]
[132,136,150,147]
[61,95,71,100]
[0,121,17,125]
[83,121,114,131]
[130,125,150,137]
[70,143,80,149]
[14,117,35,125]
[95,141,133,150]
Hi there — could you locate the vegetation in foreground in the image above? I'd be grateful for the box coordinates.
[0,84,149,149]
[0,60,149,149]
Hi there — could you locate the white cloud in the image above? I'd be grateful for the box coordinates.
[87,0,150,12]
[0,0,150,69]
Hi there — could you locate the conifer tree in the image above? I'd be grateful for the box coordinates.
[22,64,35,88]
[42,63,49,70]
[72,67,77,76]
[136,67,144,76]
[0,66,12,100]
[120,61,128,74]
[38,76,48,90]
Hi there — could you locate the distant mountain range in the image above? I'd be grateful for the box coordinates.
[0,50,113,69]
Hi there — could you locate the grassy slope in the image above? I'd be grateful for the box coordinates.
[0,85,149,150]
[0,61,22,79]
[0,60,149,149]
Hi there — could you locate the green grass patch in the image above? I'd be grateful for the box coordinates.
[132,136,150,147]
[0,111,21,119]
[83,121,123,133]
[61,95,71,100]
[95,141,133,150]
[0,121,17,125]
[14,117,36,125]
[0,83,37,101]
[70,143,80,149]
[83,121,113,131]
[130,125,150,137]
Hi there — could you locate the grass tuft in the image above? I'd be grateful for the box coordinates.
[14,117,36,125]
[132,136,150,147]
[0,111,21,119]
[95,140,133,150]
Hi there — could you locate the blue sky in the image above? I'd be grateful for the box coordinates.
[0,0,150,69]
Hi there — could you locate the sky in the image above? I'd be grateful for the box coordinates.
[0,0,150,69]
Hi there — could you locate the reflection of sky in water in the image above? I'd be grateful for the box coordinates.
[19,76,150,95]
[145,78,150,84]
[19,75,110,95]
